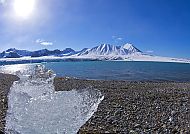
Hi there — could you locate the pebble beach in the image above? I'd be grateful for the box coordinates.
[0,74,190,133]
[55,77,190,133]
[0,74,19,133]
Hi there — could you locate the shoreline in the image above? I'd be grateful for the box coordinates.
[0,59,190,67]
[0,74,190,133]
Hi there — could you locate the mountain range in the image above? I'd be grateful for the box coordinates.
[0,43,189,63]
[0,43,141,58]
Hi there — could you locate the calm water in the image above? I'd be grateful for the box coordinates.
[43,61,190,82]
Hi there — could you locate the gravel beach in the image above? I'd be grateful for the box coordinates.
[0,74,19,133]
[0,74,190,133]
[54,77,190,133]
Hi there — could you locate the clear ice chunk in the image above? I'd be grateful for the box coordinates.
[0,64,104,134]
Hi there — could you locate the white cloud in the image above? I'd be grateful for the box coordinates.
[146,50,154,53]
[36,39,53,46]
[112,35,123,42]
[36,39,42,43]
[117,37,123,40]
[40,41,53,46]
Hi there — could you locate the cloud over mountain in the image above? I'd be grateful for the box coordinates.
[36,39,53,46]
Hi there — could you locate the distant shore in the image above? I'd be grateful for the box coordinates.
[0,56,190,66]
[0,74,190,133]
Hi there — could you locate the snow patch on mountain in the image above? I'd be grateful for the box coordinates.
[78,43,141,56]
[122,43,141,54]
[0,43,189,64]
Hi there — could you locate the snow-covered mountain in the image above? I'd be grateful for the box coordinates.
[0,48,31,58]
[1,51,21,58]
[6,48,32,56]
[78,43,141,56]
[0,43,141,58]
[0,48,77,58]
[0,43,189,64]
[122,43,141,54]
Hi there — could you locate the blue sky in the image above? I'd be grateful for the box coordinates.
[0,0,190,58]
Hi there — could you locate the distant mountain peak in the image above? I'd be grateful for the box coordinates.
[123,43,134,49]
[122,43,141,53]
[64,48,75,52]
[78,43,141,56]
[0,43,142,58]
[6,48,17,52]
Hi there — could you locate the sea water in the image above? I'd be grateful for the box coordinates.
[0,64,104,134]
[44,61,190,82]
